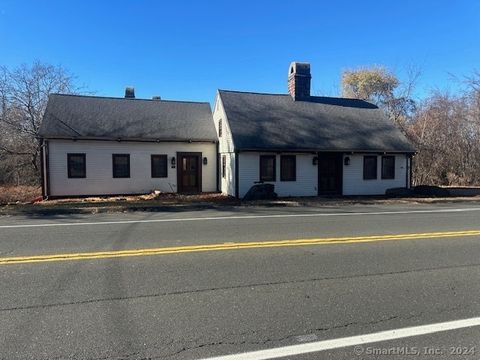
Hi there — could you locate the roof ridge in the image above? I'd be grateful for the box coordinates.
[217,89,376,106]
[218,89,290,96]
[50,93,210,105]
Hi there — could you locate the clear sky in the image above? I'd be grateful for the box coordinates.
[1,0,479,103]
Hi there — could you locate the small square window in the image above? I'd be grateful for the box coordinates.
[382,156,395,179]
[151,155,168,178]
[112,154,130,178]
[260,155,276,182]
[67,153,86,178]
[280,155,296,181]
[363,156,377,180]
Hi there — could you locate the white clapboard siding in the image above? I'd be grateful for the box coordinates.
[238,153,318,198]
[219,152,236,196]
[343,154,408,195]
[213,93,236,196]
[47,140,217,196]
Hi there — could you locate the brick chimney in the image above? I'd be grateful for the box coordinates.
[125,87,135,99]
[288,62,311,101]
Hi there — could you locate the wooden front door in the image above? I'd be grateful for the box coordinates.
[318,153,343,195]
[177,152,202,193]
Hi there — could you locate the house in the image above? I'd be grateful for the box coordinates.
[38,88,217,197]
[213,62,415,198]
[39,62,415,199]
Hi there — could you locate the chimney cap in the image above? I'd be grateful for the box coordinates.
[125,87,135,99]
[289,62,311,77]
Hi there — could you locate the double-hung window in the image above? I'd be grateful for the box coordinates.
[363,156,377,180]
[260,155,276,182]
[67,153,86,178]
[151,155,168,178]
[112,154,130,178]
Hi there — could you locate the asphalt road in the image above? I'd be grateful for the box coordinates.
[1,202,480,359]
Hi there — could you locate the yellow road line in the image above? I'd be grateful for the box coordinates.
[1,230,480,265]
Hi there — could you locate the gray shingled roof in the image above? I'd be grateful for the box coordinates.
[219,90,415,152]
[39,94,217,142]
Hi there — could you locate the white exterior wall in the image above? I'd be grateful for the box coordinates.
[343,154,408,195]
[213,94,236,196]
[238,153,318,198]
[47,140,217,196]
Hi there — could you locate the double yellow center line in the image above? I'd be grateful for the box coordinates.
[1,230,480,266]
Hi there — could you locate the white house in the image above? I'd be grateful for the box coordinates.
[39,62,415,199]
[39,88,217,197]
[213,62,415,198]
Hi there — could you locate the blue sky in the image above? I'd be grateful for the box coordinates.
[1,0,479,103]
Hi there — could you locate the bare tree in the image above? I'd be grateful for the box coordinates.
[341,66,419,132]
[408,90,480,186]
[0,62,82,185]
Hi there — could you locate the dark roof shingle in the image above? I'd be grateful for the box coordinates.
[39,94,216,142]
[219,90,415,152]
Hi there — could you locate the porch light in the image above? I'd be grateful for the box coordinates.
[344,156,351,166]
[171,156,176,168]
[312,156,318,165]
[203,157,208,165]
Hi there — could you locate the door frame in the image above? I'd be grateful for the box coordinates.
[317,152,343,196]
[177,152,202,193]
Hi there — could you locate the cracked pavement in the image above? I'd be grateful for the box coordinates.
[1,203,480,359]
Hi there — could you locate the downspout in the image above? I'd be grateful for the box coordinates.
[45,140,50,198]
[235,151,239,198]
[409,154,414,189]
[216,142,220,192]
[405,154,409,189]
[40,139,46,199]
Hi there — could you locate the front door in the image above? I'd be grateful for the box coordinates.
[177,152,202,193]
[318,153,343,195]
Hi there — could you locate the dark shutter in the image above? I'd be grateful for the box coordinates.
[112,154,130,178]
[67,153,86,178]
[218,119,223,137]
[363,156,377,180]
[151,155,168,178]
[260,155,276,182]
[280,155,296,181]
[381,156,395,179]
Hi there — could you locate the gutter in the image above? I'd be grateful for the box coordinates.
[237,148,416,154]
[43,136,217,144]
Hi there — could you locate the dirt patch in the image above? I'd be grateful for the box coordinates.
[0,186,42,205]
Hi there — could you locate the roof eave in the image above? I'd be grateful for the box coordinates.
[39,135,218,143]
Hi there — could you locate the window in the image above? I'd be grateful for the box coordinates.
[260,155,276,182]
[112,154,130,178]
[363,156,377,180]
[218,119,223,137]
[151,155,168,178]
[382,156,395,179]
[67,153,86,178]
[222,155,226,178]
[280,155,296,181]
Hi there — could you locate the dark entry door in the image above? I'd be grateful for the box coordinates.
[318,153,342,195]
[177,152,202,193]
